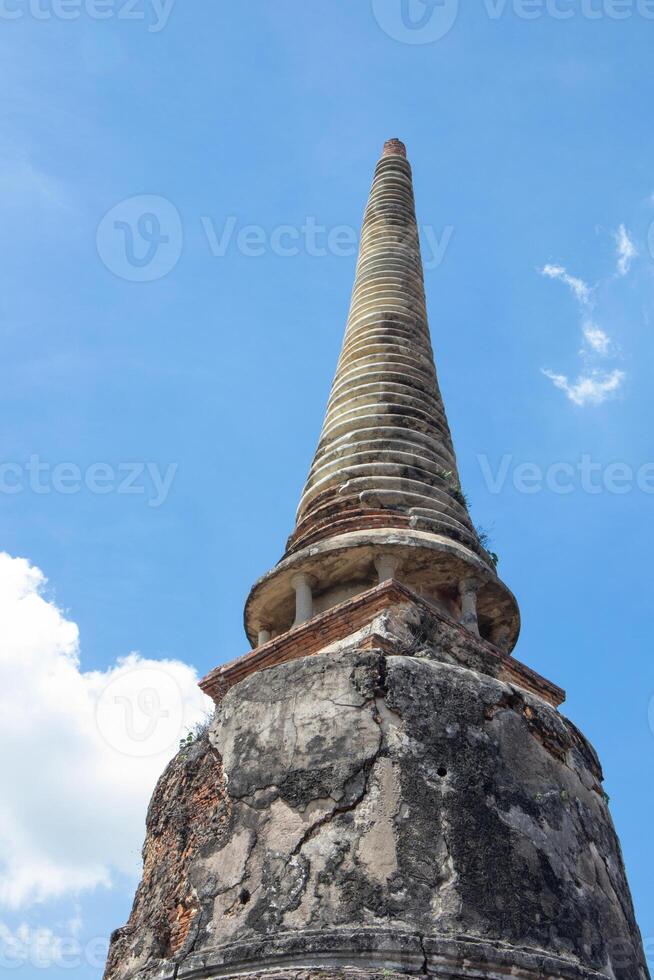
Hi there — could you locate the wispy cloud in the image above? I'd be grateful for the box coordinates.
[541,263,592,304]
[541,368,626,407]
[615,224,637,277]
[581,320,611,356]
[0,156,70,211]
[539,259,624,407]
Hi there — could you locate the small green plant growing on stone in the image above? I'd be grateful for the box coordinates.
[193,714,213,739]
[438,478,500,566]
[450,485,470,509]
[438,468,470,510]
[476,526,491,549]
[178,714,213,752]
[476,526,499,567]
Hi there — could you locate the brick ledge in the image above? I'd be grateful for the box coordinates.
[200,580,565,709]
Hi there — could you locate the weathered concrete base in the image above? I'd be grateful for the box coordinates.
[105,614,649,980]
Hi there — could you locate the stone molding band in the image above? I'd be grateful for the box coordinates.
[142,930,610,980]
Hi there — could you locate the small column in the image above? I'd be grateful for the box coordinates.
[374,553,400,583]
[291,572,314,627]
[459,577,481,637]
[257,627,271,646]
[490,623,512,653]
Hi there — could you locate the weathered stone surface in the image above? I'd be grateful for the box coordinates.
[104,634,649,980]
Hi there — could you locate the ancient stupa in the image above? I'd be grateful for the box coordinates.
[104,141,649,980]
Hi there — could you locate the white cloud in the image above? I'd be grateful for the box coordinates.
[615,224,637,277]
[581,320,611,356]
[541,263,592,305]
[0,553,212,910]
[542,368,625,406]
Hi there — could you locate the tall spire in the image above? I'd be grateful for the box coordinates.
[245,141,520,652]
[290,138,479,558]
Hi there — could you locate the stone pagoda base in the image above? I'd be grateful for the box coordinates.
[104,587,648,980]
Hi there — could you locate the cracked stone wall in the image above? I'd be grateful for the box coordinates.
[105,642,649,980]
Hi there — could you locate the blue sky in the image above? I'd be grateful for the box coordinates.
[1,1,653,975]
